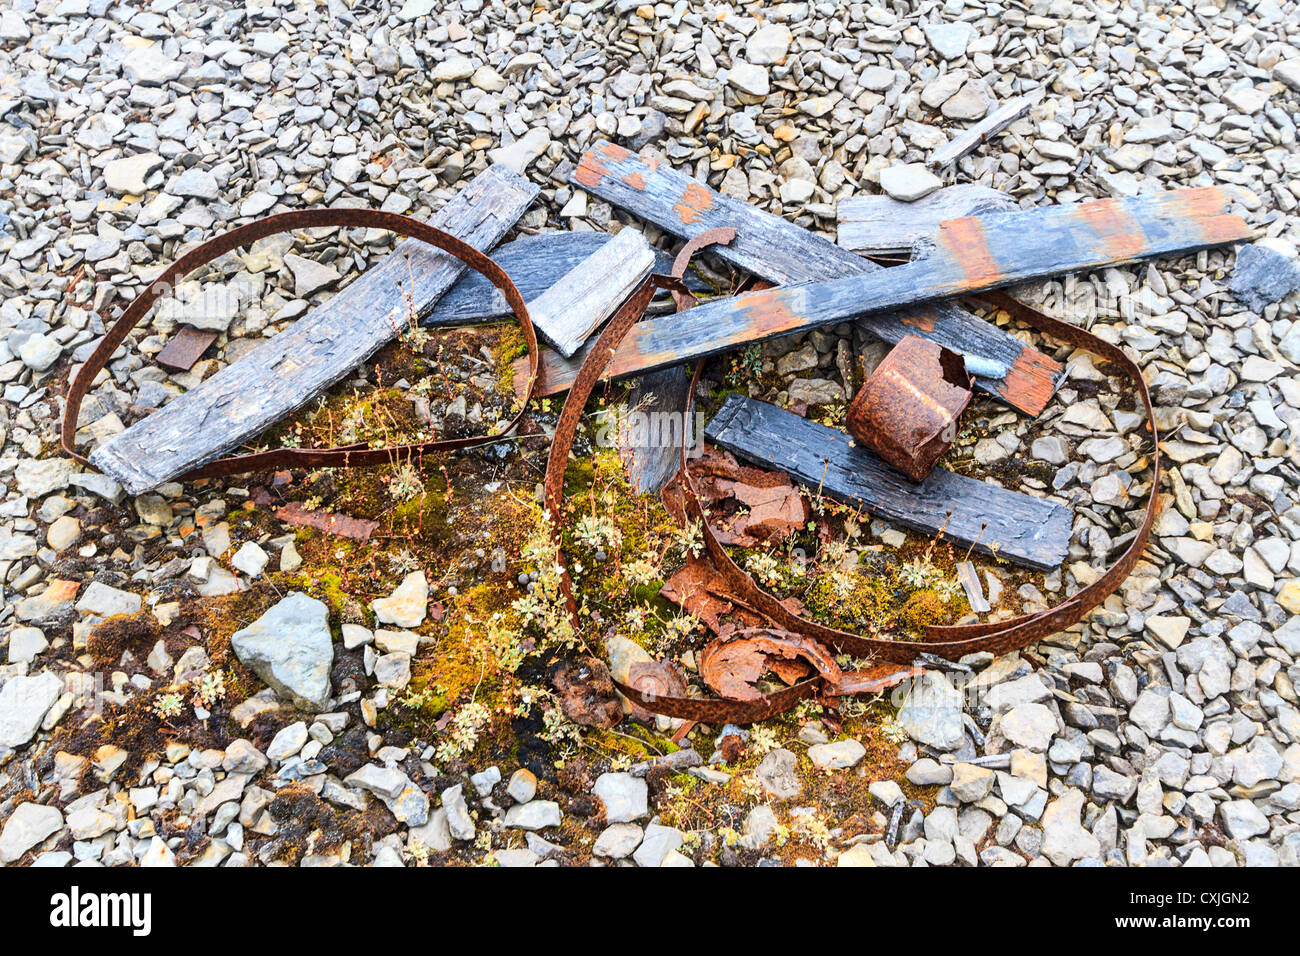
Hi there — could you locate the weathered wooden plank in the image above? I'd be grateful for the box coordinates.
[928,89,1044,171]
[570,139,1063,414]
[423,231,701,327]
[836,184,1016,256]
[618,365,693,493]
[521,186,1251,398]
[527,227,655,357]
[92,165,538,495]
[704,394,1073,570]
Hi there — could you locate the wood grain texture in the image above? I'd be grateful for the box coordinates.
[423,231,699,327]
[618,364,692,493]
[524,186,1251,399]
[527,226,654,357]
[704,394,1073,570]
[92,165,538,495]
[569,139,1062,412]
[836,184,1016,255]
[928,89,1044,170]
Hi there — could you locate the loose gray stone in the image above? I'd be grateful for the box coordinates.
[230,592,334,709]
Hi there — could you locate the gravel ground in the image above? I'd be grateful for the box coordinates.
[1,0,1299,867]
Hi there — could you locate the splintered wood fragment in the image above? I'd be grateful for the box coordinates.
[520,186,1251,400]
[90,165,538,495]
[526,227,655,357]
[274,501,379,542]
[956,561,990,613]
[928,89,1045,171]
[704,395,1073,571]
[155,326,218,372]
[569,139,1062,414]
[424,231,697,327]
[836,184,1016,256]
[619,365,692,493]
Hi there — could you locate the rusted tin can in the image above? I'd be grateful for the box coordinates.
[846,334,973,482]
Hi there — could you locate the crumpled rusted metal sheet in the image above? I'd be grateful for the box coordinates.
[846,333,973,482]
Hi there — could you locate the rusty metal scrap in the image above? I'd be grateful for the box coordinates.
[155,326,218,373]
[62,196,1184,728]
[273,502,379,542]
[540,216,1167,723]
[846,334,973,482]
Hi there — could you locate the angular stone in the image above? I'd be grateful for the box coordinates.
[230,592,334,709]
[879,163,942,202]
[755,747,801,799]
[0,802,63,863]
[372,571,428,628]
[593,823,643,858]
[593,772,648,823]
[897,671,965,750]
[1041,788,1100,866]
[504,799,562,830]
[807,738,866,770]
[104,153,163,194]
[0,671,63,748]
[283,253,341,297]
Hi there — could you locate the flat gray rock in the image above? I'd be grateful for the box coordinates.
[230,592,333,709]
[0,671,63,748]
[1228,242,1300,311]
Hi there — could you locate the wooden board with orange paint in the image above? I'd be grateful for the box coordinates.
[567,139,1064,415]
[704,394,1073,571]
[522,184,1251,401]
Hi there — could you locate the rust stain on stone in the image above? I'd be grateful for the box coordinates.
[936,215,1002,290]
[674,182,714,225]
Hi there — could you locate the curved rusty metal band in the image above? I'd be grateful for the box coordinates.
[61,209,539,481]
[544,228,1161,721]
[674,288,1162,665]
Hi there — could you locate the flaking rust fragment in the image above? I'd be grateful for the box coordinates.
[846,334,973,482]
[274,501,379,542]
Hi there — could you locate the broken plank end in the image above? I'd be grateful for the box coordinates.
[984,341,1065,417]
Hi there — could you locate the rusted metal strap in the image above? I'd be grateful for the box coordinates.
[674,287,1161,669]
[543,227,1162,722]
[62,209,539,482]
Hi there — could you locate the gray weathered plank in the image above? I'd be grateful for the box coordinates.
[618,365,693,493]
[527,226,655,357]
[836,184,1016,256]
[928,89,1044,171]
[522,186,1251,398]
[704,394,1073,571]
[569,139,1063,413]
[92,164,538,494]
[423,231,703,326]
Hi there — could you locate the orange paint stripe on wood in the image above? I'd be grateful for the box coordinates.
[573,140,635,189]
[1073,198,1147,262]
[1162,187,1253,245]
[935,215,1002,291]
[673,182,714,225]
[995,346,1062,417]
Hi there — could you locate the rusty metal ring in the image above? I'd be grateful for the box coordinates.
[62,208,539,483]
[541,225,1162,721]
[671,289,1162,666]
